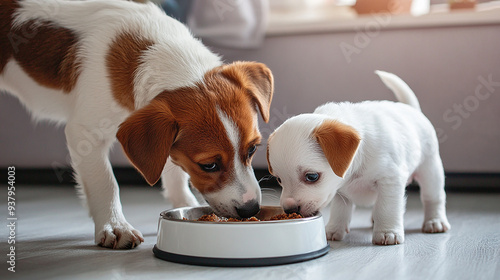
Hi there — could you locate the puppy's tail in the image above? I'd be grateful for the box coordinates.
[375,70,421,111]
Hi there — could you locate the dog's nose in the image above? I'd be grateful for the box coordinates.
[284,205,301,215]
[236,200,260,218]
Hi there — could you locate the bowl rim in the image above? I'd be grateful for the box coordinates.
[159,205,323,224]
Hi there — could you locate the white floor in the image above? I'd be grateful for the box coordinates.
[1,185,499,280]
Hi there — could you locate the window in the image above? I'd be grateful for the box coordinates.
[267,0,500,35]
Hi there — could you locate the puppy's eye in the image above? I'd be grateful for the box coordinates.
[276,177,282,184]
[247,145,257,158]
[305,173,320,182]
[198,162,220,173]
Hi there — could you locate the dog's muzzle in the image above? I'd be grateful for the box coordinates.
[235,200,260,218]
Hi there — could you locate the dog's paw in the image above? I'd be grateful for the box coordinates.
[326,226,349,241]
[96,222,144,249]
[422,218,450,233]
[372,230,404,245]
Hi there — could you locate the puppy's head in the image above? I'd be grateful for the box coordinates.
[117,61,273,218]
[267,114,360,217]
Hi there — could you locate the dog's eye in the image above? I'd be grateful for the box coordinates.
[198,162,220,172]
[276,177,282,184]
[247,145,257,158]
[305,173,320,182]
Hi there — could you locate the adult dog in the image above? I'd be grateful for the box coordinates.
[1,0,273,248]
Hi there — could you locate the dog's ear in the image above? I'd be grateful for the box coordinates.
[221,61,274,123]
[116,100,178,186]
[313,120,361,178]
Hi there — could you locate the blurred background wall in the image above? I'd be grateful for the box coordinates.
[1,0,499,176]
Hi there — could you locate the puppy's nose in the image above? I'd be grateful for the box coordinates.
[284,205,301,215]
[236,200,260,218]
[283,198,300,214]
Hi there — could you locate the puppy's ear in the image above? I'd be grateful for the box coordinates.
[116,100,178,186]
[313,120,361,178]
[221,61,274,122]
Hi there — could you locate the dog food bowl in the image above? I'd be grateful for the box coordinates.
[153,206,329,267]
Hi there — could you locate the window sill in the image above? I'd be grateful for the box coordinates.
[266,4,500,36]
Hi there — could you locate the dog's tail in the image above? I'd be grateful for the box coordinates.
[375,70,421,111]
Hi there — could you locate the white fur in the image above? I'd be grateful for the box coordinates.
[204,108,261,217]
[1,0,230,249]
[268,71,450,245]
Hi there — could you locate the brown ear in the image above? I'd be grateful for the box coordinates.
[313,120,361,178]
[116,100,178,186]
[221,61,274,122]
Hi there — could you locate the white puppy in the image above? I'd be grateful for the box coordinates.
[267,71,450,245]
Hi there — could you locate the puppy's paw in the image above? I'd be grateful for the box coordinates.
[96,222,144,249]
[326,225,349,241]
[372,230,404,245]
[422,218,450,233]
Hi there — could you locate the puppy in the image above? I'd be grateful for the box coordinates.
[267,71,450,245]
[1,0,273,248]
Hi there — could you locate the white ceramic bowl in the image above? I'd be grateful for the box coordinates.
[153,206,329,267]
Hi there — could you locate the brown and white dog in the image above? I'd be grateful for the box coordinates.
[0,0,273,249]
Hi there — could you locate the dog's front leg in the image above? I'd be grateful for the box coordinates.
[371,177,406,245]
[65,123,143,249]
[161,158,199,208]
[326,193,354,241]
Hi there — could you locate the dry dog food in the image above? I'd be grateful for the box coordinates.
[194,212,303,222]
[269,213,303,220]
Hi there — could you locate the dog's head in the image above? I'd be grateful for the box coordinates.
[117,61,273,218]
[267,114,361,217]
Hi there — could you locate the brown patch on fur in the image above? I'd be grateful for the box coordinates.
[107,32,153,111]
[116,99,178,186]
[313,120,361,178]
[0,0,19,74]
[7,17,81,93]
[218,61,274,122]
[170,149,233,194]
